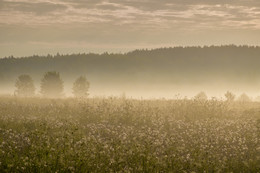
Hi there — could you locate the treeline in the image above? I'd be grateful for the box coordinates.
[1,45,260,94]
[14,72,89,98]
[1,45,260,81]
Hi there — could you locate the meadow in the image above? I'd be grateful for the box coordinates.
[0,96,259,172]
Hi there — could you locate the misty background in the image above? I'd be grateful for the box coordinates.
[1,0,260,98]
[1,45,260,99]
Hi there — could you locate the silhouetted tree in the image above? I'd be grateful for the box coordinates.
[72,76,90,98]
[194,91,207,101]
[15,74,35,97]
[225,91,235,102]
[40,71,64,98]
[237,93,251,102]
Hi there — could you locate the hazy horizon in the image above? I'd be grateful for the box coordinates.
[1,0,260,98]
[1,46,260,99]
[2,44,260,58]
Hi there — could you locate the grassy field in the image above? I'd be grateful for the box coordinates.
[0,96,259,172]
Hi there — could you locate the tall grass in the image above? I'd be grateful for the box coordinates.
[0,97,259,172]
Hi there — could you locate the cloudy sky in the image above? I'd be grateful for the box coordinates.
[1,0,260,57]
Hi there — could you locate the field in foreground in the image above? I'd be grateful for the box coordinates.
[0,97,259,172]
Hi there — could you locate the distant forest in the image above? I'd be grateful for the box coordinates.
[1,45,260,96]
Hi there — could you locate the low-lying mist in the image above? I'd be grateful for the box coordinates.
[1,81,260,101]
[1,45,260,99]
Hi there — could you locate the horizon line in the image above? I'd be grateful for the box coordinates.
[2,44,260,59]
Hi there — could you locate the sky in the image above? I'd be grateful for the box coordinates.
[1,0,260,57]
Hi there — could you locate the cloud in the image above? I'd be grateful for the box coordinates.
[0,0,67,15]
[1,0,260,57]
[1,0,260,30]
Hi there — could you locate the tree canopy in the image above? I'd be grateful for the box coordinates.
[72,76,90,98]
[40,71,64,98]
[15,74,35,97]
